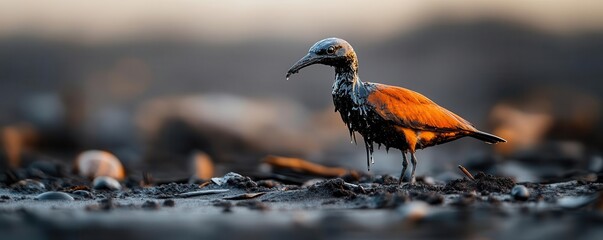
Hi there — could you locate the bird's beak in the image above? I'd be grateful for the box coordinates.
[286,53,322,80]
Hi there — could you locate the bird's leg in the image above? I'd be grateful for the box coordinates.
[410,152,418,184]
[399,152,408,185]
[364,138,370,171]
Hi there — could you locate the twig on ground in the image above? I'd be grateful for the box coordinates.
[458,165,475,181]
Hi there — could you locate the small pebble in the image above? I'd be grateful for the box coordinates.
[163,199,175,207]
[511,185,530,201]
[35,192,74,201]
[92,176,122,190]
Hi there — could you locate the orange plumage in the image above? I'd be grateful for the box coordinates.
[367,84,478,151]
[287,38,506,184]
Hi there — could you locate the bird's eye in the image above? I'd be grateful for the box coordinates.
[327,46,335,54]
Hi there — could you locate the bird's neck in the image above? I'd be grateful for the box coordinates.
[333,67,359,95]
[334,57,360,86]
[333,59,370,108]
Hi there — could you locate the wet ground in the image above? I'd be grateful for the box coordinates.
[1,170,602,240]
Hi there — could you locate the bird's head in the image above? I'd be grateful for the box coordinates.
[286,38,357,79]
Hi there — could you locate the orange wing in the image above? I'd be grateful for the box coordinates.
[367,83,477,132]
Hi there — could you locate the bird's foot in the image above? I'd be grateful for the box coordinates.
[398,176,416,186]
[410,177,416,185]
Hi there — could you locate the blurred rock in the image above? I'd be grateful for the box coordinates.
[1,125,38,169]
[397,201,429,221]
[75,150,125,180]
[511,185,530,201]
[557,195,597,209]
[416,176,436,186]
[163,199,175,207]
[72,190,93,199]
[589,155,603,173]
[490,103,553,156]
[211,172,243,186]
[142,200,160,210]
[11,179,45,194]
[92,176,122,190]
[190,151,214,180]
[34,191,74,201]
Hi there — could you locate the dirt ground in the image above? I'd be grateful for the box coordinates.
[1,169,602,240]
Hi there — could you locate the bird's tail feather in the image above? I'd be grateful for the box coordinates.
[470,131,506,144]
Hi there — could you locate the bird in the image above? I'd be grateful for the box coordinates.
[286,38,506,184]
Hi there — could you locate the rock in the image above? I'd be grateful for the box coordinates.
[213,173,258,190]
[72,190,93,199]
[511,185,530,201]
[589,155,603,172]
[163,199,175,207]
[397,201,429,221]
[35,192,74,201]
[416,176,435,186]
[11,179,45,194]
[308,178,356,198]
[75,150,125,180]
[557,196,597,209]
[211,172,243,185]
[92,176,122,190]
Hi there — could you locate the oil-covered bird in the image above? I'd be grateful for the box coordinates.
[286,38,506,184]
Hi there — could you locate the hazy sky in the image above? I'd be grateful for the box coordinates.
[1,0,602,43]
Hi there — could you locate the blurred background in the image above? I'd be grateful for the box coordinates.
[1,0,602,182]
